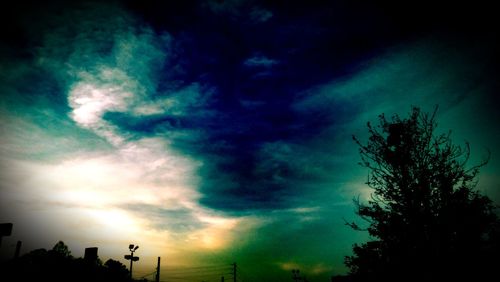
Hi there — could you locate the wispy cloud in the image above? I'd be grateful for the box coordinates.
[290,35,500,206]
[2,2,498,280]
[0,0,249,269]
[293,37,491,123]
[203,0,273,23]
[249,7,273,23]
[243,55,279,68]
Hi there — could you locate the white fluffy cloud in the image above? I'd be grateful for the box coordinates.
[0,2,260,271]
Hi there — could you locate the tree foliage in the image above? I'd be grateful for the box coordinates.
[104,259,129,282]
[52,240,72,258]
[345,107,499,281]
[0,241,130,282]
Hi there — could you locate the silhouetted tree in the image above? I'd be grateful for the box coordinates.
[51,240,72,258]
[104,259,129,281]
[345,107,499,281]
[0,241,130,282]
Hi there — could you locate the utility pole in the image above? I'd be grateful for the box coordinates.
[155,256,161,282]
[14,241,22,258]
[292,269,301,282]
[232,262,237,282]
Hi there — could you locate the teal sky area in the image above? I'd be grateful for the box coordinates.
[1,1,499,281]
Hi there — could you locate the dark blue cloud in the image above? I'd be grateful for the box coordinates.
[91,0,499,214]
[2,2,499,281]
[3,0,499,216]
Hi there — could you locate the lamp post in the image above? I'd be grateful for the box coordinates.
[124,244,139,279]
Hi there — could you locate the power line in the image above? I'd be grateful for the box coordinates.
[235,269,249,282]
[163,273,231,278]
[162,270,230,277]
[158,263,235,282]
[163,268,232,274]
[163,269,231,276]
[162,264,232,272]
[139,271,158,279]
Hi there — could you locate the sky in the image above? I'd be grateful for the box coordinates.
[0,0,499,281]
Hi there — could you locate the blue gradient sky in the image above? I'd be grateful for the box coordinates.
[1,1,499,281]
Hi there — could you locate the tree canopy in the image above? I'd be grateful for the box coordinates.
[345,107,499,281]
[52,240,72,258]
[0,241,130,282]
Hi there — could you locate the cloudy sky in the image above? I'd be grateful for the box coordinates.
[0,1,499,281]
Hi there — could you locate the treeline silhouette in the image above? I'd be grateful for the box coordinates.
[2,107,500,282]
[0,241,130,282]
[336,107,500,282]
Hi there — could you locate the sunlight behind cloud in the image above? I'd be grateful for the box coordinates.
[187,215,250,250]
[2,1,498,281]
[70,83,132,127]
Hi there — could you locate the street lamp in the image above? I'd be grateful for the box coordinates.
[125,244,140,279]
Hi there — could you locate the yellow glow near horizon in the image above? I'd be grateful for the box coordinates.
[0,144,248,271]
[0,71,262,274]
